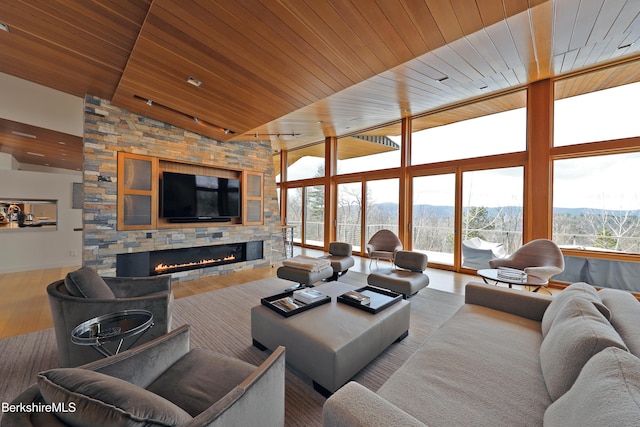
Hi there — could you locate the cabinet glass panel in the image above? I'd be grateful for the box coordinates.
[123,158,152,191]
[123,195,152,226]
[246,200,262,223]
[247,174,262,197]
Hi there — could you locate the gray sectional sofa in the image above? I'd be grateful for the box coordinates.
[323,282,640,426]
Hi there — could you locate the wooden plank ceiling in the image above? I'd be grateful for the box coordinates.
[1,0,640,171]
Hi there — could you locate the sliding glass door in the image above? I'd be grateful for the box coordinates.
[412,174,455,266]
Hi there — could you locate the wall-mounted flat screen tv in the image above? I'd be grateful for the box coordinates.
[161,171,240,222]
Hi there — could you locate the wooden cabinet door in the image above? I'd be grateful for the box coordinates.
[243,171,263,225]
[117,153,158,230]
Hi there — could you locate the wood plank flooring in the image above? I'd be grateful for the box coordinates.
[0,248,478,340]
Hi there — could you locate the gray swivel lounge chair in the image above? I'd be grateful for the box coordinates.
[1,325,286,427]
[321,241,356,281]
[367,250,430,297]
[365,229,403,268]
[47,266,174,367]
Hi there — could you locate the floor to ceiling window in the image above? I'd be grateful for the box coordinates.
[274,59,640,284]
[410,91,527,268]
[553,61,640,255]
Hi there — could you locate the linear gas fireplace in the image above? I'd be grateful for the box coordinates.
[116,241,263,277]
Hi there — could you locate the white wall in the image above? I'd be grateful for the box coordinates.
[0,72,83,136]
[0,74,84,273]
[0,167,83,273]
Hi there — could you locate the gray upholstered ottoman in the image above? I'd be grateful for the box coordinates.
[251,281,410,396]
[276,264,334,287]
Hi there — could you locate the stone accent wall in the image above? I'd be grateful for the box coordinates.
[82,95,283,281]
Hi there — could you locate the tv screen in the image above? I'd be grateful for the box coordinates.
[161,171,240,220]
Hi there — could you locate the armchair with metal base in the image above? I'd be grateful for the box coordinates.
[365,229,403,268]
[489,239,565,282]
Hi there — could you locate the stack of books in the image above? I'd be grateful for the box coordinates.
[342,290,371,305]
[497,267,527,281]
[293,289,326,304]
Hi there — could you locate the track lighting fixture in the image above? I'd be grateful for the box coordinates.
[248,132,301,138]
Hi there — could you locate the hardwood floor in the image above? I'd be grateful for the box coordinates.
[0,248,479,340]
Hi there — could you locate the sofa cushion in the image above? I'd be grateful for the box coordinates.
[599,288,640,358]
[540,297,627,401]
[38,368,192,427]
[544,347,640,426]
[377,304,552,426]
[541,282,610,338]
[147,348,256,417]
[64,266,115,299]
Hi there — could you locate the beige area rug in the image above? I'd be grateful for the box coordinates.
[0,272,464,426]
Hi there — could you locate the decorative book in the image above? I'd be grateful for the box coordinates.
[293,289,326,304]
[497,267,527,281]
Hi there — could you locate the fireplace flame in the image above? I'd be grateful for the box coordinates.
[155,255,236,273]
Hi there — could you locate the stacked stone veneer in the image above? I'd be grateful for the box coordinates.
[82,95,283,281]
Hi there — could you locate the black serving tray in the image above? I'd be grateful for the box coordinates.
[337,286,402,314]
[261,290,331,318]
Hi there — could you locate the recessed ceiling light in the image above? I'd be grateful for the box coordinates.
[58,141,66,145]
[27,152,45,157]
[186,76,203,87]
[0,22,9,32]
[12,131,36,138]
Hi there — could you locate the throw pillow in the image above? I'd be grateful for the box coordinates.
[599,288,640,358]
[544,347,640,426]
[540,297,627,401]
[38,368,192,427]
[540,282,610,338]
[64,266,115,299]
[147,348,256,416]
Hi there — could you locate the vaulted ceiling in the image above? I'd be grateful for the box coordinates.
[1,0,640,171]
